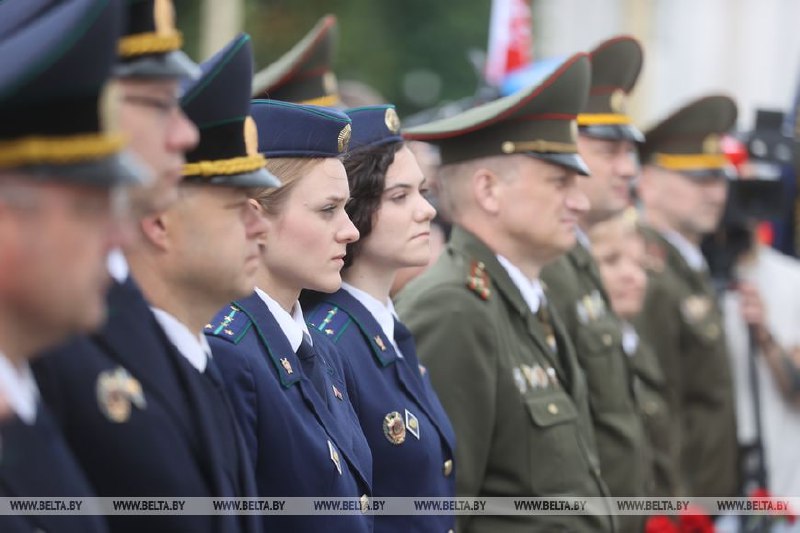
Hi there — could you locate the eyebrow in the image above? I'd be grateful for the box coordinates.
[326,194,349,203]
[384,177,428,191]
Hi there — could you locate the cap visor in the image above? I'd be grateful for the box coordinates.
[580,124,644,143]
[114,50,201,80]
[526,152,590,176]
[185,167,281,188]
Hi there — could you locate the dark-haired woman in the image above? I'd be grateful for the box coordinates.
[304,105,456,533]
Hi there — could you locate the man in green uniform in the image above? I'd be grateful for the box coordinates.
[395,53,615,533]
[635,95,740,499]
[541,38,654,521]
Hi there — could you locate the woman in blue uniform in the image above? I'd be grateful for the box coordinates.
[205,100,372,533]
[304,105,457,533]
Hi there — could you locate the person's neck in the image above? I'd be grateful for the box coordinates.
[642,211,701,246]
[342,261,395,304]
[254,268,300,314]
[462,220,545,279]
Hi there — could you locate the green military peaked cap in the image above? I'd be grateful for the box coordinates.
[404,53,591,175]
[252,14,339,107]
[641,95,738,179]
[577,35,644,142]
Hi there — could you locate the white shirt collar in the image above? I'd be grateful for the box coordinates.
[575,227,591,251]
[662,230,707,272]
[150,308,210,372]
[255,287,310,352]
[496,254,545,314]
[106,248,129,283]
[341,282,403,357]
[0,353,39,424]
[620,321,640,357]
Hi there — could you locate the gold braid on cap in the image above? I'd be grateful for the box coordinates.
[299,94,340,107]
[576,113,632,126]
[118,31,183,57]
[501,140,577,154]
[0,133,125,167]
[653,153,728,171]
[183,154,267,178]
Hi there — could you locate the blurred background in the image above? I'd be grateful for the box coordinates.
[175,0,800,130]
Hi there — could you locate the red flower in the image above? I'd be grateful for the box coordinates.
[678,505,715,533]
[645,515,680,533]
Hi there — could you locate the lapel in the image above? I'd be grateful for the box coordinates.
[96,278,230,499]
[449,227,570,385]
[234,293,371,488]
[654,229,714,297]
[0,411,104,533]
[569,242,611,305]
[93,278,198,448]
[319,289,455,452]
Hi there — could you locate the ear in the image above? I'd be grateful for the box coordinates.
[471,166,503,215]
[249,198,269,247]
[139,211,170,252]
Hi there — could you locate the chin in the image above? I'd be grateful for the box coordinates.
[311,275,343,294]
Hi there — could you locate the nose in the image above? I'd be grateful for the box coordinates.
[566,179,591,214]
[415,193,437,222]
[338,212,360,244]
[614,144,640,182]
[167,108,199,154]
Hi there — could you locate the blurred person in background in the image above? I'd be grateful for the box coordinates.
[0,0,143,531]
[635,95,740,500]
[540,38,653,529]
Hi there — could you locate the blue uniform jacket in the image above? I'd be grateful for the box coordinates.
[32,277,260,533]
[306,289,457,533]
[0,410,108,533]
[206,292,373,533]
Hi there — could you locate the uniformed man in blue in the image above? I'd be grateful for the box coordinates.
[539,37,653,530]
[205,100,373,533]
[252,14,341,107]
[302,104,457,533]
[0,0,143,531]
[395,53,616,532]
[32,17,275,533]
[635,95,740,499]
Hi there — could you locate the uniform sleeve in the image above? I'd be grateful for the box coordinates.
[397,285,498,498]
[209,337,259,467]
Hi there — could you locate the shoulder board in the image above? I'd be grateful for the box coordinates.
[204,304,252,344]
[466,260,491,301]
[306,303,353,343]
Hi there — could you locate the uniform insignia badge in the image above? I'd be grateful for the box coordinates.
[466,260,491,300]
[325,328,334,336]
[546,367,560,388]
[327,439,342,475]
[681,295,711,324]
[280,357,294,375]
[418,364,427,377]
[384,107,401,133]
[383,411,406,445]
[513,367,527,394]
[610,89,627,113]
[405,409,420,440]
[337,123,351,153]
[533,365,549,389]
[374,335,387,352]
[332,384,343,401]
[96,367,147,423]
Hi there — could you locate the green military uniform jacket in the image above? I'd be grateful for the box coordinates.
[542,243,651,532]
[634,225,739,498]
[625,331,681,497]
[395,226,614,533]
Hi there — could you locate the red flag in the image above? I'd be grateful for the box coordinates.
[485,0,533,87]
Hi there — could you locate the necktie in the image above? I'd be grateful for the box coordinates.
[296,337,328,400]
[536,303,558,354]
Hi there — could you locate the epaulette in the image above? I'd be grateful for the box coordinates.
[466,260,491,300]
[204,304,252,344]
[306,304,353,343]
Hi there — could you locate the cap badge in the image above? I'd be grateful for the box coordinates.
[384,107,401,133]
[337,123,351,153]
[610,89,627,114]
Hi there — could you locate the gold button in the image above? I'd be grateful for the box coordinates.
[547,402,559,415]
[602,333,613,346]
[443,459,453,477]
[360,494,369,513]
[448,530,455,533]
